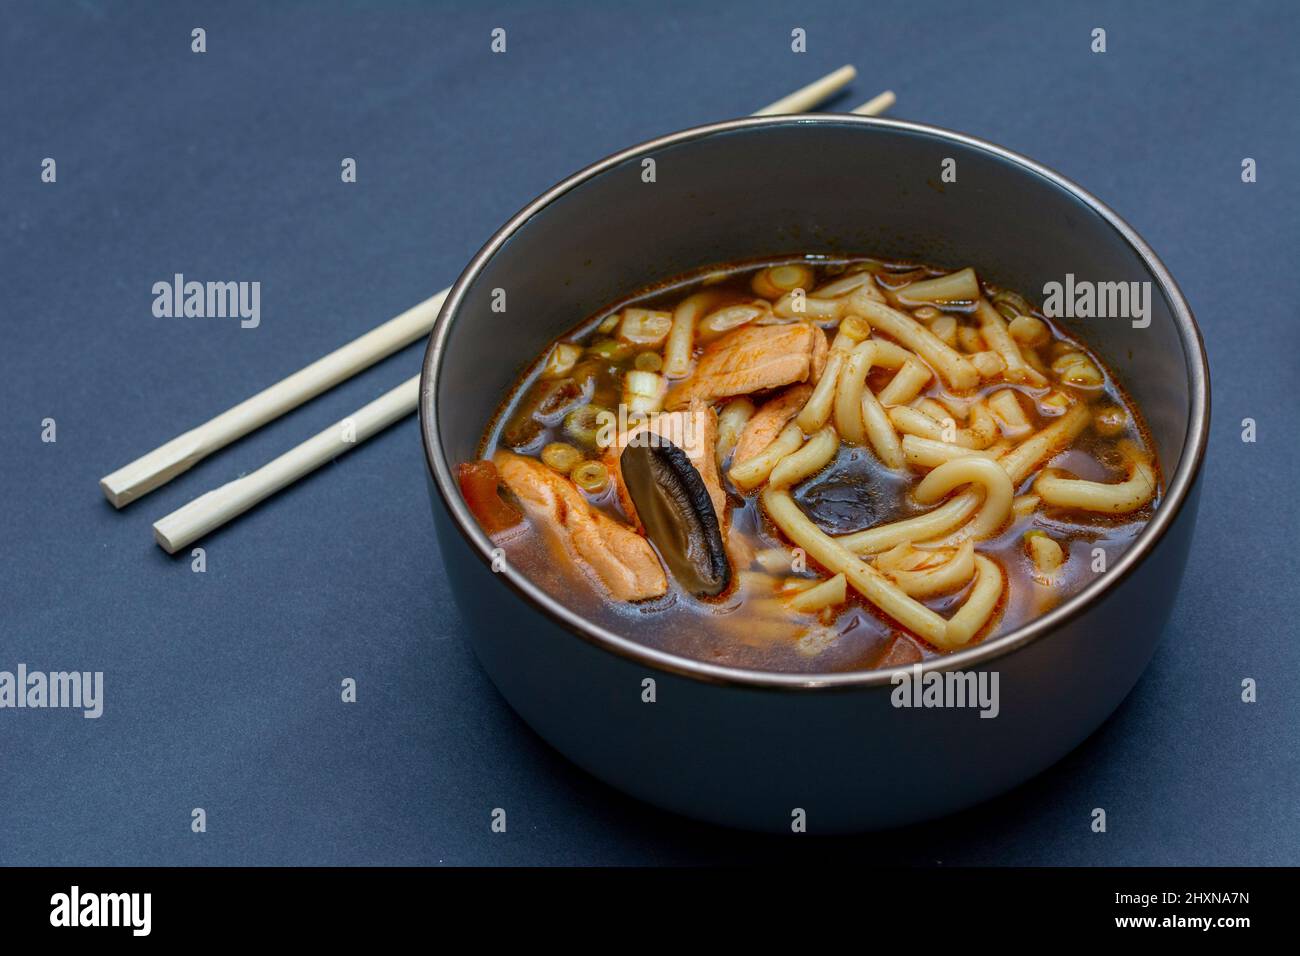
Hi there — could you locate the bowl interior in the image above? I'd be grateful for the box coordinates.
[425,116,1205,680]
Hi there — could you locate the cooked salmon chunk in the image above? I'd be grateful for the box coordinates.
[664,323,816,410]
[603,401,727,528]
[810,325,829,382]
[494,452,668,601]
[731,384,813,465]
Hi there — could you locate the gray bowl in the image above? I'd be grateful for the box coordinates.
[418,115,1210,833]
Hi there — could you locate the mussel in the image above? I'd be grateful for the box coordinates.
[794,448,909,535]
[620,436,730,597]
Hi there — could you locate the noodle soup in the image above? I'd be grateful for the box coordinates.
[457,257,1160,673]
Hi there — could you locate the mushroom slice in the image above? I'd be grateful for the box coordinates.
[620,435,731,597]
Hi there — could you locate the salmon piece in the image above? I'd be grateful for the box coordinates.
[568,509,669,602]
[457,460,523,537]
[494,452,667,601]
[731,384,813,466]
[603,401,727,528]
[811,325,829,382]
[664,323,816,409]
[725,523,756,570]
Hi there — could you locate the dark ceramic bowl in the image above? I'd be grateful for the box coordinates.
[418,115,1210,833]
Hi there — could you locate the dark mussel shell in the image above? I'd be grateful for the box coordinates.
[620,435,730,597]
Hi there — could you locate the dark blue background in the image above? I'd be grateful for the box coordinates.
[2,0,1296,865]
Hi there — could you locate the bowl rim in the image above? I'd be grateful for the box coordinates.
[419,113,1211,691]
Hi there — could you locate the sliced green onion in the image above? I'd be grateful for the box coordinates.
[541,442,584,474]
[634,351,664,372]
[571,461,610,494]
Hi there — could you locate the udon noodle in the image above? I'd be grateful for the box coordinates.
[457,257,1161,673]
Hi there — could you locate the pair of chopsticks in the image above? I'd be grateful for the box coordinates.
[98,66,895,553]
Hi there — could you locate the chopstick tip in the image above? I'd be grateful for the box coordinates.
[852,89,897,116]
[152,521,182,555]
[99,476,129,510]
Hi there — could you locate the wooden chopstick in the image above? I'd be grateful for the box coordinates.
[100,291,446,508]
[754,65,856,115]
[154,376,420,553]
[151,73,892,553]
[852,90,897,115]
